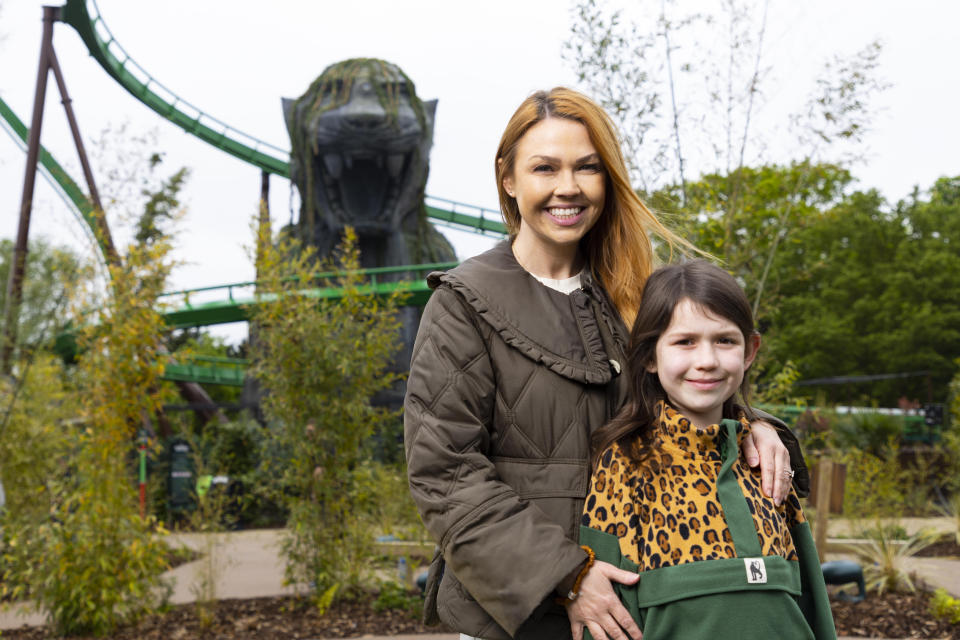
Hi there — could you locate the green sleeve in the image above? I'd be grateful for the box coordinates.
[579,525,642,640]
[790,521,838,639]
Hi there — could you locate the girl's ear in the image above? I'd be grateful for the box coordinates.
[645,359,657,374]
[744,333,761,369]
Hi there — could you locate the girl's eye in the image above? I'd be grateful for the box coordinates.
[717,337,740,345]
[579,163,603,173]
[533,164,554,172]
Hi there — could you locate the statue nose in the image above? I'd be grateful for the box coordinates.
[345,112,383,129]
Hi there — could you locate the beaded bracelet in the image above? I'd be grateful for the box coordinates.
[556,545,596,606]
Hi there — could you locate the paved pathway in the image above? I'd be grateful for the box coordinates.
[2,521,958,637]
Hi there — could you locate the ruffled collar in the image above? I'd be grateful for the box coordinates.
[427,241,624,385]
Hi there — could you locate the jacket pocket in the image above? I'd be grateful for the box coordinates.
[491,457,588,499]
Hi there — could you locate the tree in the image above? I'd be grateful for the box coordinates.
[566,0,886,317]
[763,177,960,404]
[249,226,405,607]
[0,238,89,355]
[0,147,195,634]
[1,228,176,636]
[650,161,853,320]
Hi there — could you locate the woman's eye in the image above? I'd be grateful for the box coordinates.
[579,163,603,172]
[533,164,554,172]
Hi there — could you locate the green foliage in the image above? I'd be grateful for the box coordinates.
[837,445,907,519]
[249,225,405,607]
[352,461,428,543]
[950,360,960,428]
[0,355,73,524]
[658,162,853,316]
[2,235,175,635]
[766,181,960,404]
[373,580,422,618]
[929,588,960,624]
[934,493,960,546]
[831,413,904,456]
[0,238,90,355]
[753,360,802,405]
[136,167,189,246]
[845,524,939,595]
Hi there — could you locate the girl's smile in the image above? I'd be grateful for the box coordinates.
[648,298,760,428]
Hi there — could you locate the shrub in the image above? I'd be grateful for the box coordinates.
[250,226,406,609]
[845,525,939,595]
[2,238,175,635]
[929,588,960,624]
[373,580,422,618]
[837,445,907,518]
[831,411,904,455]
[353,461,428,543]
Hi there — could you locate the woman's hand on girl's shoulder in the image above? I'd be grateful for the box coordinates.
[743,419,791,505]
[565,560,642,640]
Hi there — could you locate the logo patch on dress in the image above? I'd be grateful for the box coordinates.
[744,558,767,584]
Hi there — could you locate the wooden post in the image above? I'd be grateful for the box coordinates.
[813,459,834,562]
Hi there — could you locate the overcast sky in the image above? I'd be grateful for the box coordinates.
[1,1,958,344]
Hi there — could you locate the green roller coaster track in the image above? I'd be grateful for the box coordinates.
[57,0,507,236]
[1,0,511,386]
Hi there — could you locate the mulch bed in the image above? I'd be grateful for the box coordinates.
[1,595,447,639]
[915,538,960,558]
[831,591,959,638]
[2,586,958,639]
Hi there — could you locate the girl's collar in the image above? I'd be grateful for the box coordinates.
[654,401,750,460]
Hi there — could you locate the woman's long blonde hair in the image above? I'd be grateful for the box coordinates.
[495,87,690,327]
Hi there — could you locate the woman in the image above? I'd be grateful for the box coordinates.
[404,88,806,640]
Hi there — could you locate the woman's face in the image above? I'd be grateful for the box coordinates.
[502,117,605,260]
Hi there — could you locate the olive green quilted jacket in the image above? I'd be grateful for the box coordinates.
[404,241,629,639]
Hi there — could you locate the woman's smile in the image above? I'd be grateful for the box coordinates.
[545,205,587,225]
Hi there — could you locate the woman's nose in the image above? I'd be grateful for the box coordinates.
[554,170,581,196]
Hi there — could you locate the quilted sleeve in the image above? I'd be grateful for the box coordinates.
[751,407,810,497]
[404,285,587,636]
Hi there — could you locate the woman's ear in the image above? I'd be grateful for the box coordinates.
[744,333,761,369]
[499,158,515,197]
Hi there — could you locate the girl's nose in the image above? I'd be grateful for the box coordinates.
[694,344,720,369]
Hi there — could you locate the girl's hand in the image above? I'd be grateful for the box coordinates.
[566,560,642,640]
[743,419,792,505]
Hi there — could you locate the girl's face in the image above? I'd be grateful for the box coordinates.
[647,298,760,428]
[502,118,605,263]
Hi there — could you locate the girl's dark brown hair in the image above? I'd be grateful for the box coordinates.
[591,260,758,467]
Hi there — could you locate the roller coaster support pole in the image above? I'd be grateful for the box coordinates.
[1,6,58,375]
[47,28,119,267]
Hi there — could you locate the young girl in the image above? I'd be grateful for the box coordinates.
[578,260,834,640]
